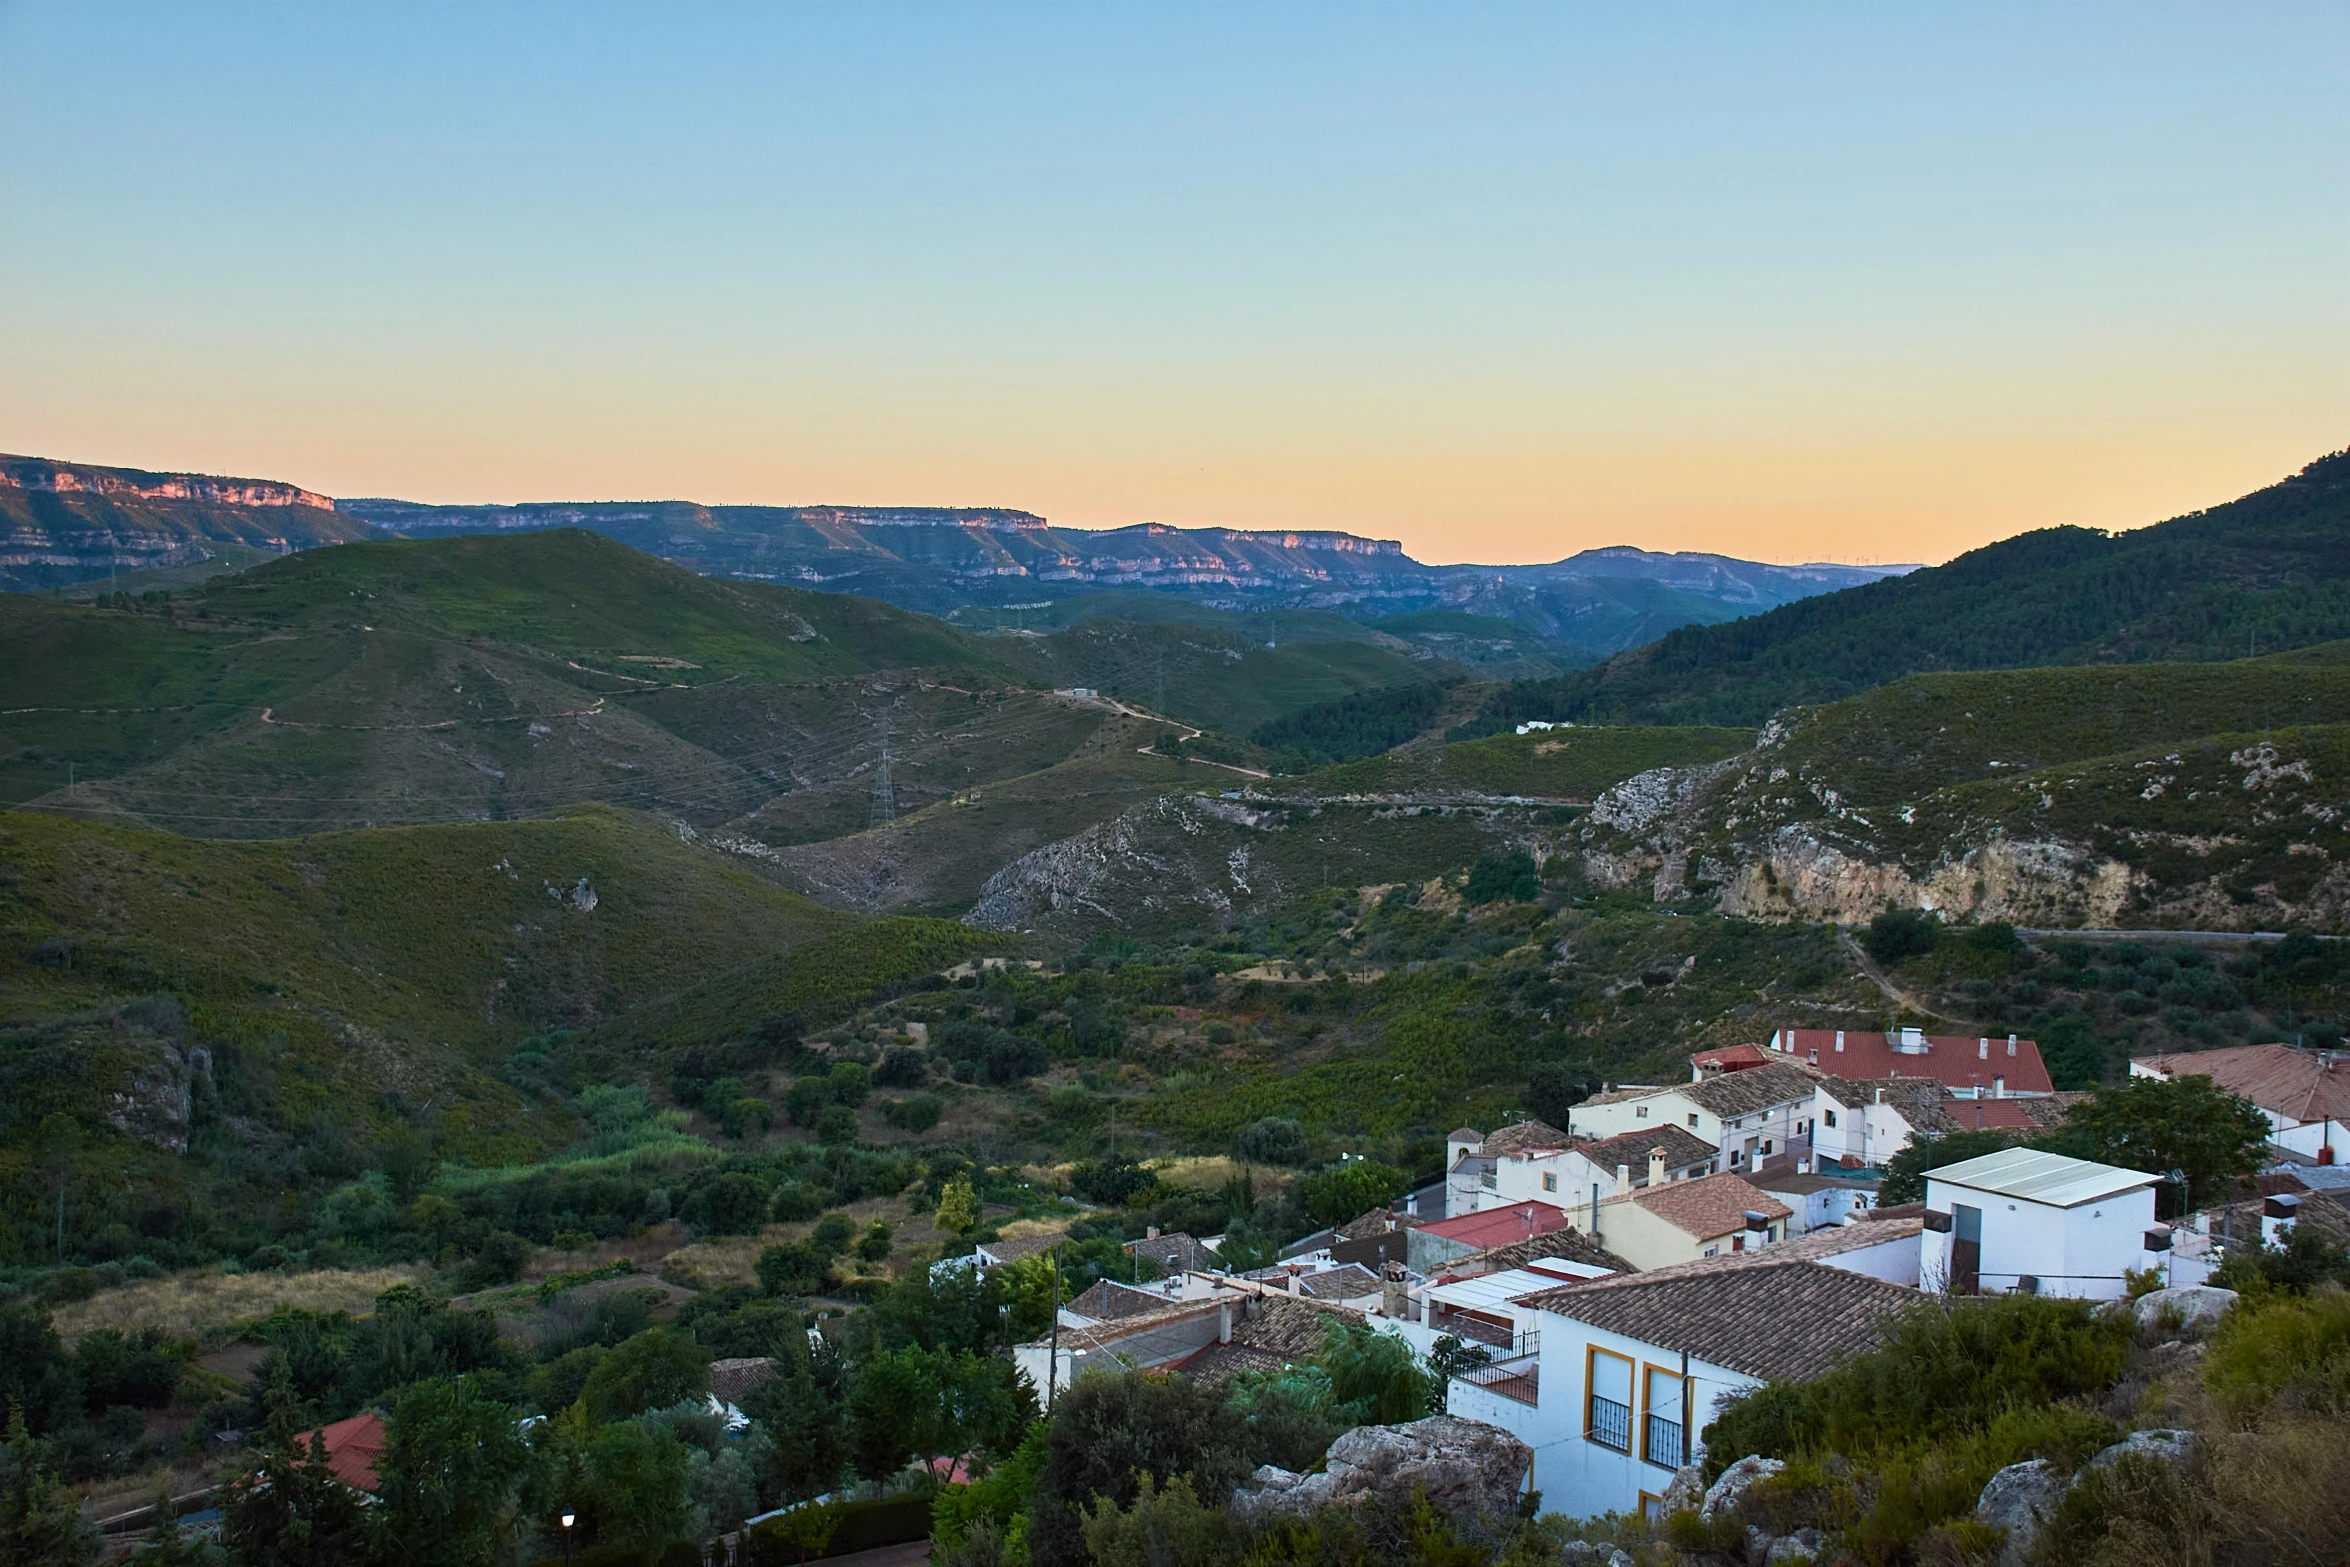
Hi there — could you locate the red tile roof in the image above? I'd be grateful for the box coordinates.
[1414,1201,1573,1251]
[1692,1044,1771,1073]
[1608,1172,1793,1241]
[301,1412,386,1495]
[1767,1029,2053,1095]
[2134,1044,2350,1124]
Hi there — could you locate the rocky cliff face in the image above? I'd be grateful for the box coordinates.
[0,454,334,510]
[0,455,366,590]
[1567,721,2350,931]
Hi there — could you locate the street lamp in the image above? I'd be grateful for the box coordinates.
[560,1512,576,1567]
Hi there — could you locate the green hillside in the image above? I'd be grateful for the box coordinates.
[0,804,979,1265]
[1466,446,2350,729]
[1299,724,1753,800]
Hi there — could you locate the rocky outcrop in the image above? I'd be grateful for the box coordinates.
[2131,1285,2237,1339]
[2083,1428,2197,1474]
[1699,1455,1786,1522]
[0,453,335,510]
[1232,1416,1528,1524]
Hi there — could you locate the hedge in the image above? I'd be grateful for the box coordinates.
[746,1494,935,1564]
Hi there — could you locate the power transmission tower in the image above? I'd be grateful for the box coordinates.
[869,709,897,828]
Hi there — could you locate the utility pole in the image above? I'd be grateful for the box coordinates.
[869,709,897,828]
[1046,1244,1063,1416]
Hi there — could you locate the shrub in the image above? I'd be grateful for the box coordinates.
[874,1047,928,1088]
[580,1329,710,1422]
[756,1243,828,1297]
[1297,1161,1408,1229]
[1464,850,1539,905]
[459,1230,533,1292]
[679,1173,772,1237]
[882,1094,944,1134]
[815,1105,859,1146]
[2203,1283,2350,1422]
[1070,1158,1154,1206]
[769,1183,825,1224]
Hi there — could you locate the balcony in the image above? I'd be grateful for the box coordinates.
[1586,1394,1631,1452]
[1644,1413,1685,1469]
[1454,1356,1540,1407]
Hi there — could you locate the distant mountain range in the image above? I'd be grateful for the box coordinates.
[0,452,1908,659]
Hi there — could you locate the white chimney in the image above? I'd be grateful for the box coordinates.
[2007,1034,2018,1056]
[1898,1027,1927,1054]
[1835,1030,1845,1052]
[1993,1076,2006,1098]
[1743,1210,1772,1249]
[1648,1147,1667,1186]
[1978,1038,1990,1060]
[2264,1195,2301,1249]
[1614,1162,1631,1195]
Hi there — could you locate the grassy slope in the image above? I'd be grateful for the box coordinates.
[1297,725,1754,799]
[1470,447,2350,728]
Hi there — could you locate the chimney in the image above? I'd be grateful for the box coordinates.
[1743,1210,1772,1248]
[1898,1027,1927,1054]
[1835,1030,1845,1052]
[2264,1194,2301,1249]
[1807,1049,1819,1065]
[1649,1147,1667,1187]
[1286,1264,1303,1295]
[1614,1162,1631,1196]
[1381,1263,1409,1321]
[1978,1038,1990,1060]
[2007,1034,2018,1056]
[1146,1226,1160,1240]
[1218,1302,1233,1343]
[1993,1076,2006,1098]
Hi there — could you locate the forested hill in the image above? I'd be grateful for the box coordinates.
[1463,446,2350,730]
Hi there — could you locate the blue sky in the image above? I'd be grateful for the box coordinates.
[2,3,2343,563]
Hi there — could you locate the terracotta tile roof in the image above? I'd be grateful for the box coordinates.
[1692,1044,1772,1072]
[1576,1125,1717,1171]
[1065,1279,1181,1321]
[1230,1293,1364,1356]
[1414,1201,1574,1250]
[1609,1172,1792,1241]
[2135,1044,2350,1124]
[1576,1085,1665,1107]
[1679,1062,1824,1118]
[1768,1029,2054,1095]
[1483,1119,1571,1155]
[1296,1264,1381,1300]
[1448,1126,1483,1141]
[709,1357,779,1406]
[1336,1208,1417,1241]
[1524,1259,1918,1381]
[1124,1233,1212,1274]
[1753,1171,1877,1196]
[976,1233,1061,1265]
[1567,1217,1925,1290]
[1461,1226,1635,1276]
[300,1412,386,1495]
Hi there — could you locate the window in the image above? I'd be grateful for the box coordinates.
[1702,1245,1718,1258]
[1729,1148,1744,1166]
[1824,1109,1839,1128]
[1635,1105,1649,1120]
[1586,1348,1634,1452]
[1542,1172,1557,1192]
[1687,1113,1699,1128]
[1760,1139,1774,1155]
[1731,1234,1746,1252]
[1642,1366,1685,1469]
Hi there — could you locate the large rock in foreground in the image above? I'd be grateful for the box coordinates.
[1233,1416,1530,1523]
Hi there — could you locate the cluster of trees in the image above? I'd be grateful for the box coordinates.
[1248,679,1461,772]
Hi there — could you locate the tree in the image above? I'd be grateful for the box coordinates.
[1313,1323,1430,1425]
[934,1177,980,1236]
[219,1372,366,1567]
[1297,1160,1409,1229]
[1878,1129,2024,1206]
[2045,1074,2272,1218]
[756,1241,828,1297]
[1027,1371,1247,1567]
[1233,1118,1310,1166]
[0,1300,81,1435]
[369,1377,532,1567]
[747,1371,848,1503]
[583,1419,692,1560]
[127,1480,224,1566]
[1464,850,1539,905]
[0,1400,97,1566]
[1863,908,1940,964]
[580,1329,709,1423]
[32,1113,78,1263]
[766,1502,839,1565]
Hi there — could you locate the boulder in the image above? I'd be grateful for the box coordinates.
[1231,1415,1530,1523]
[1974,1458,2062,1567]
[1658,1463,1707,1517]
[1700,1456,1787,1523]
[1765,1530,1826,1564]
[2084,1429,2198,1474]
[2131,1286,2238,1339]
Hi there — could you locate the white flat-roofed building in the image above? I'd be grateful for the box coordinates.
[1923,1147,2160,1301]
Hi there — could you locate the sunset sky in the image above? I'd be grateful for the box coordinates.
[2,4,2343,566]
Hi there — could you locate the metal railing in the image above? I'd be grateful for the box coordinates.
[1587,1395,1631,1452]
[1645,1413,1685,1469]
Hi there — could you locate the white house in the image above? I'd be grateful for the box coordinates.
[1810,1077,2077,1172]
[1765,1028,2055,1098]
[2131,1044,2349,1164]
[1568,1063,1818,1178]
[1922,1147,2160,1301]
[1751,1170,1878,1235]
[1444,1236,1921,1522]
[1470,1126,1719,1215]
[1583,1173,1794,1271]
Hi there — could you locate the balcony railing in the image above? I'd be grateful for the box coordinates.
[1587,1395,1631,1452]
[1645,1413,1685,1469]
[1455,1357,1540,1407]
